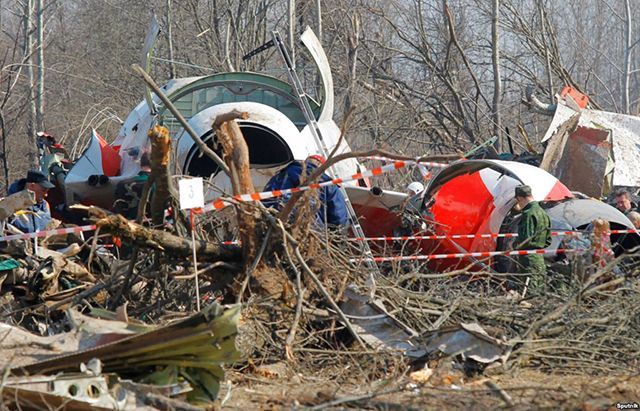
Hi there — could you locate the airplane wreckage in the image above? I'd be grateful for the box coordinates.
[37,27,639,273]
[6,21,640,410]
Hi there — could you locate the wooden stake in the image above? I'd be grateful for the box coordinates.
[190,209,200,312]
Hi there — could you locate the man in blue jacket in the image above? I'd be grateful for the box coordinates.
[9,170,54,233]
[263,155,348,227]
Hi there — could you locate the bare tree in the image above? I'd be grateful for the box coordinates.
[288,0,295,65]
[491,0,502,148]
[315,0,322,42]
[536,0,554,100]
[622,0,632,114]
[35,0,43,132]
[2,0,639,188]
[166,0,176,78]
[22,0,38,167]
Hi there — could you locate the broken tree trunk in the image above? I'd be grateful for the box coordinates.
[95,213,241,262]
[148,125,175,226]
[212,111,259,264]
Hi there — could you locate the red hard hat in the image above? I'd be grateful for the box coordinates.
[307,154,326,165]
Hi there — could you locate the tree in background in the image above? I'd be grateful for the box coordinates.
[0,0,638,189]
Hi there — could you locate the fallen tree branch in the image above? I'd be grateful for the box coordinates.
[261,211,366,349]
[282,219,305,361]
[293,246,366,349]
[236,226,272,303]
[94,213,241,261]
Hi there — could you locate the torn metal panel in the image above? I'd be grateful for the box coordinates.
[141,14,161,115]
[540,112,612,197]
[2,385,118,411]
[12,303,241,377]
[300,26,333,123]
[36,246,96,282]
[4,373,132,410]
[0,189,36,220]
[539,114,577,178]
[545,199,634,230]
[542,100,640,188]
[418,323,510,364]
[0,322,84,369]
[340,287,423,357]
[541,101,581,143]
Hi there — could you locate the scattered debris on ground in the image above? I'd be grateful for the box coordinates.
[1,116,639,410]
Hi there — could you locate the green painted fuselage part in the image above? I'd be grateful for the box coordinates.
[156,72,321,134]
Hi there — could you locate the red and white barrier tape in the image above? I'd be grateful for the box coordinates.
[0,224,96,243]
[362,156,449,169]
[610,229,639,235]
[349,231,582,242]
[202,160,410,213]
[350,229,640,243]
[349,248,583,263]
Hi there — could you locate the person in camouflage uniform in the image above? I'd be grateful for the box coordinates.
[514,185,552,295]
[113,152,151,220]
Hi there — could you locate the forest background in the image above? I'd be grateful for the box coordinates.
[0,0,638,193]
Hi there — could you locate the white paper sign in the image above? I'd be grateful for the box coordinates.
[178,177,205,210]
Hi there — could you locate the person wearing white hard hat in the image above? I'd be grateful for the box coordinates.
[406,181,424,196]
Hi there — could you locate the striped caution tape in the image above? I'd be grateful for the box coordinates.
[350,229,640,243]
[0,224,97,243]
[349,248,584,263]
[201,160,410,213]
[349,230,581,242]
[362,156,449,168]
[610,229,639,235]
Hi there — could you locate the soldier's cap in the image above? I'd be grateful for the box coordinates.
[26,170,55,189]
[515,184,532,197]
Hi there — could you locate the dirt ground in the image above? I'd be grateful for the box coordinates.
[219,362,640,410]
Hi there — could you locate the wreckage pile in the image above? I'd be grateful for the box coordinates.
[1,120,639,409]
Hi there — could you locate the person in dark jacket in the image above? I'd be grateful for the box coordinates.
[514,184,552,295]
[263,155,348,227]
[9,170,54,233]
[614,189,638,216]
